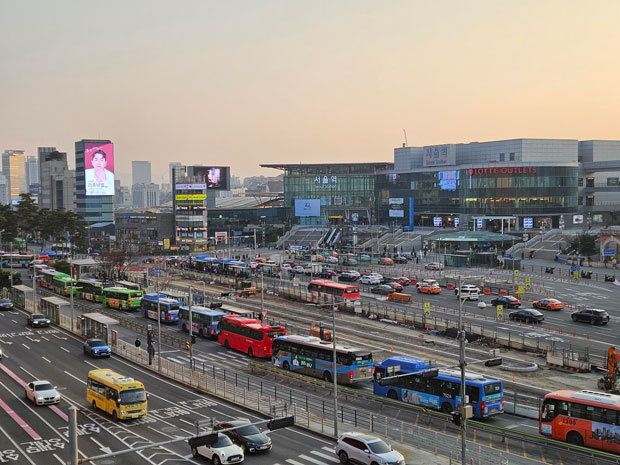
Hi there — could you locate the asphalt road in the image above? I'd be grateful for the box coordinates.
[0,310,336,465]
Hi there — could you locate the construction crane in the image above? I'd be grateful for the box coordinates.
[598,346,620,393]
[403,129,408,147]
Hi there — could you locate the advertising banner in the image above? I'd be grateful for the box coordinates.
[389,209,404,218]
[573,215,584,224]
[433,217,442,227]
[295,199,320,217]
[523,217,533,229]
[189,166,230,190]
[84,142,115,196]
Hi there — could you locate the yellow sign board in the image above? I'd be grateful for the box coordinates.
[517,285,525,296]
[496,305,504,321]
[513,270,520,278]
[525,277,531,289]
[423,301,431,317]
[163,238,170,250]
[175,194,206,201]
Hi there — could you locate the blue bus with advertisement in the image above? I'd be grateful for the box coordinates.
[178,305,227,338]
[141,293,182,323]
[272,335,373,385]
[373,356,504,419]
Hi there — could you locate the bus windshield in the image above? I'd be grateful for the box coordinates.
[267,330,285,339]
[120,388,147,405]
[484,382,502,396]
[130,292,143,298]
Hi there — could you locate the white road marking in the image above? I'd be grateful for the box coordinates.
[299,453,331,464]
[311,450,339,462]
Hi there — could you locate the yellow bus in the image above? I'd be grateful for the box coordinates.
[87,369,148,420]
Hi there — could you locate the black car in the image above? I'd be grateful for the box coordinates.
[0,299,13,310]
[371,285,395,295]
[339,272,359,282]
[387,282,404,293]
[393,255,409,264]
[508,309,544,324]
[381,276,399,285]
[27,313,50,327]
[319,269,338,279]
[571,309,610,325]
[490,296,521,308]
[214,420,272,453]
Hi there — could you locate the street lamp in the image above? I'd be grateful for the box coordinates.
[317,298,341,437]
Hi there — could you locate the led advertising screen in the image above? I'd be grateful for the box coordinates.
[84,142,115,196]
[295,199,321,217]
[438,170,459,191]
[189,166,230,190]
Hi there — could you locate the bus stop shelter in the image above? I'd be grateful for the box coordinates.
[79,312,120,344]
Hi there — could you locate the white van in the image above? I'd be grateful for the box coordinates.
[455,284,480,301]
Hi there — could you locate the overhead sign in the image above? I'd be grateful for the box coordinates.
[389,198,404,205]
[423,144,456,167]
[295,199,320,217]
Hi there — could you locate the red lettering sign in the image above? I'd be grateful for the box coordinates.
[468,166,536,176]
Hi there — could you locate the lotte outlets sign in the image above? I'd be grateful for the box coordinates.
[468,166,537,176]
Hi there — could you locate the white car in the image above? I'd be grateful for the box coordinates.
[25,380,61,406]
[345,270,361,278]
[455,284,480,301]
[335,432,405,465]
[326,256,339,264]
[293,266,305,274]
[360,275,381,285]
[190,433,244,465]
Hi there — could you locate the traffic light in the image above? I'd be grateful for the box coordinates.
[185,340,190,350]
[451,411,462,426]
[147,329,153,346]
[188,433,218,448]
[191,335,197,344]
[268,416,295,430]
[134,338,141,348]
[220,292,233,297]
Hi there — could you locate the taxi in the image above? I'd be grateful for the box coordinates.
[533,298,564,311]
[417,282,441,294]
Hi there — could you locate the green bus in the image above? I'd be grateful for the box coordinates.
[76,278,112,303]
[101,286,144,310]
[52,274,80,296]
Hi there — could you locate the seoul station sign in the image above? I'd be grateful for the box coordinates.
[467,166,537,176]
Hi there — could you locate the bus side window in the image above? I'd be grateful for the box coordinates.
[557,401,569,416]
[542,400,557,421]
[466,385,480,403]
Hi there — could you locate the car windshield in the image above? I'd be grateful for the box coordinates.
[89,339,106,347]
[35,383,54,391]
[213,435,233,448]
[236,424,261,436]
[529,310,542,316]
[0,299,10,304]
[33,315,46,320]
[593,310,607,315]
[367,439,391,454]
[506,297,517,301]
[119,388,147,405]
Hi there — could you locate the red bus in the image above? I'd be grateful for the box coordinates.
[307,279,360,301]
[540,389,620,454]
[217,315,285,358]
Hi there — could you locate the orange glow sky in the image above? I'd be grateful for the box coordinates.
[1,1,619,183]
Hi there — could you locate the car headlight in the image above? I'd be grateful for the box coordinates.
[36,397,44,402]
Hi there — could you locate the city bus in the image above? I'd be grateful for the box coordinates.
[178,305,227,338]
[86,369,148,420]
[218,315,285,358]
[0,253,34,268]
[373,356,504,419]
[141,293,182,323]
[37,268,65,290]
[540,389,620,453]
[115,280,142,291]
[307,279,360,301]
[101,287,144,311]
[272,335,373,384]
[52,275,80,296]
[77,278,112,303]
[220,304,259,320]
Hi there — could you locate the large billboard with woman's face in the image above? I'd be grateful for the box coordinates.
[84,142,115,196]
[188,166,230,190]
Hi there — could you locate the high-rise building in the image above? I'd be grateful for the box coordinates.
[26,155,39,192]
[75,139,114,226]
[0,175,8,205]
[2,150,26,201]
[173,165,208,250]
[132,183,161,208]
[169,162,182,188]
[38,148,75,211]
[132,161,151,185]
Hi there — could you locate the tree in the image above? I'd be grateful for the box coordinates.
[15,194,39,249]
[53,260,71,275]
[569,234,597,257]
[0,270,21,289]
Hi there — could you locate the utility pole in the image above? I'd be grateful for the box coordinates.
[260,269,264,315]
[332,299,339,437]
[253,229,257,257]
[188,285,193,365]
[157,274,162,372]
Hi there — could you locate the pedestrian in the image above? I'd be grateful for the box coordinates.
[613,258,617,269]
[416,256,419,265]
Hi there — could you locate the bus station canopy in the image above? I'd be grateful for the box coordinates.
[430,231,518,242]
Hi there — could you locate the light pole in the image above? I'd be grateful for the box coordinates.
[331,299,339,437]
[188,284,193,365]
[157,271,162,372]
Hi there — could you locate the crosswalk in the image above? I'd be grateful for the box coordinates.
[275,446,339,465]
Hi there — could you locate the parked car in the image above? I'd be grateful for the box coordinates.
[359,254,371,262]
[394,277,410,286]
[509,309,544,324]
[417,283,441,294]
[27,313,50,328]
[533,298,564,311]
[335,432,405,465]
[360,275,381,285]
[490,296,521,308]
[455,285,480,301]
[189,433,244,465]
[571,308,610,325]
[326,256,339,264]
[341,258,358,266]
[293,265,305,274]
[24,380,60,405]
[379,258,394,266]
[339,271,360,282]
[387,282,404,293]
[83,338,112,358]
[393,255,408,264]
[320,269,338,279]
[214,420,272,453]
[0,298,13,310]
[371,285,394,295]
[424,262,444,270]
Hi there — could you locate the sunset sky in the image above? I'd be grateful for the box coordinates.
[1,1,619,184]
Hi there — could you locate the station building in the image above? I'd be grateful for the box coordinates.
[264,138,620,231]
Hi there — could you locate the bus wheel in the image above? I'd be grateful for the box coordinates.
[247,347,253,358]
[224,340,230,349]
[91,401,97,411]
[566,431,583,446]
[387,390,398,400]
[283,361,290,371]
[323,371,332,383]
[441,403,451,413]
[191,446,199,457]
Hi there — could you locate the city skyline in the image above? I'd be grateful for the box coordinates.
[1,1,620,182]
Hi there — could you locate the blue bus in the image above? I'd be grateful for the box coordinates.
[272,335,373,385]
[141,293,182,323]
[178,306,227,338]
[373,356,504,419]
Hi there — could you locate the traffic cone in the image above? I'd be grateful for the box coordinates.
[390,345,394,352]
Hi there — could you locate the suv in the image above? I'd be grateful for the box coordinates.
[214,420,272,453]
[571,308,610,325]
[336,432,405,465]
[455,285,480,301]
[27,313,50,328]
